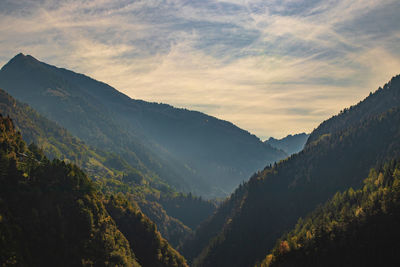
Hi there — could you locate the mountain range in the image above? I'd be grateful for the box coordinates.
[0,53,286,198]
[1,52,400,267]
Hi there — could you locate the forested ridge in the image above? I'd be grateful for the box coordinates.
[261,160,400,267]
[105,195,188,267]
[307,75,400,145]
[0,115,188,266]
[182,75,400,267]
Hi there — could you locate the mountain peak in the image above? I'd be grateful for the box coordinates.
[10,52,29,62]
[2,53,38,70]
[14,52,25,58]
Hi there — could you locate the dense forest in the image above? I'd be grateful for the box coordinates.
[104,194,188,267]
[261,160,400,267]
[0,87,216,248]
[182,75,400,266]
[0,115,188,266]
[0,53,285,198]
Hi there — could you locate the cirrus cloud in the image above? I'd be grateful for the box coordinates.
[0,0,399,139]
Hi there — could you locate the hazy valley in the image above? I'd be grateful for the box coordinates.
[1,0,400,266]
[1,52,400,266]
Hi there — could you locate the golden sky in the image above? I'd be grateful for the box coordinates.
[1,0,400,139]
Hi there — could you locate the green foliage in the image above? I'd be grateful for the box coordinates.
[130,194,193,248]
[158,192,217,230]
[105,194,188,267]
[0,87,215,249]
[0,87,119,180]
[262,160,400,267]
[0,116,140,266]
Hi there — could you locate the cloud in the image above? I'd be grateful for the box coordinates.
[0,0,399,139]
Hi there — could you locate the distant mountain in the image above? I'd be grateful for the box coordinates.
[0,116,187,266]
[0,53,286,198]
[261,160,400,267]
[265,133,309,155]
[182,75,400,266]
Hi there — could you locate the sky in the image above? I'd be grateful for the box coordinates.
[0,0,400,139]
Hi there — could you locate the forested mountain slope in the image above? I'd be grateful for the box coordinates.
[307,75,400,145]
[0,115,188,266]
[261,160,400,267]
[182,75,400,266]
[0,116,138,266]
[105,195,188,267]
[0,87,214,248]
[265,133,309,155]
[0,87,132,181]
[0,53,285,197]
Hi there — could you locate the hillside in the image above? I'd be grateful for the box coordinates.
[265,133,309,155]
[0,115,188,266]
[261,160,400,267]
[307,75,400,145]
[0,87,214,247]
[105,194,188,267]
[182,75,400,266]
[0,115,138,266]
[0,87,131,181]
[0,53,286,198]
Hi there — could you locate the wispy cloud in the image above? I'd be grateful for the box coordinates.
[0,0,399,138]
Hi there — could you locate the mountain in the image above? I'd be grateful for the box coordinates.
[0,86,131,181]
[0,115,187,266]
[265,133,309,155]
[307,77,400,146]
[0,117,187,266]
[261,160,400,267]
[0,87,215,248]
[182,75,400,266]
[0,53,286,198]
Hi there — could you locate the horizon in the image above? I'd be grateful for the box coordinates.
[1,0,399,139]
